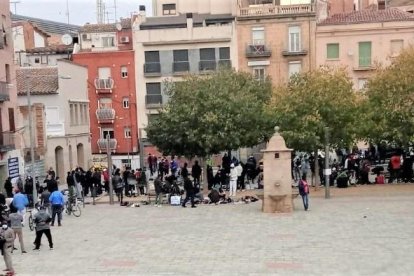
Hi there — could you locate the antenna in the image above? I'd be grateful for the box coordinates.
[10,1,21,14]
[97,0,104,24]
[66,0,70,25]
[114,0,117,22]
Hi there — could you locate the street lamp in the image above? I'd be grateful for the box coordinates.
[25,72,71,205]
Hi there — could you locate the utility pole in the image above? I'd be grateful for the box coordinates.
[139,128,144,169]
[324,127,330,199]
[106,134,114,205]
[10,1,21,14]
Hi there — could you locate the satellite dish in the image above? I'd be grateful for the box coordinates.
[61,34,73,45]
[116,23,122,31]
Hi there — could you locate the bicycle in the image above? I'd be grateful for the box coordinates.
[65,196,81,217]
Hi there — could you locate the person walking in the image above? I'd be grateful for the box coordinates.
[49,189,64,226]
[4,178,13,198]
[154,175,163,207]
[33,206,53,250]
[8,209,26,254]
[40,189,51,215]
[229,164,238,197]
[0,222,15,275]
[182,176,196,208]
[298,175,310,211]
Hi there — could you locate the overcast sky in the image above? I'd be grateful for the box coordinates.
[11,0,153,25]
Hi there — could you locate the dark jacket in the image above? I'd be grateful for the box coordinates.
[183,178,194,193]
[154,178,163,194]
[192,164,202,178]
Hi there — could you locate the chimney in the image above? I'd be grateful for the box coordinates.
[186,13,193,29]
[137,5,146,24]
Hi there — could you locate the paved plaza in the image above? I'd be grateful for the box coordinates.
[8,184,414,276]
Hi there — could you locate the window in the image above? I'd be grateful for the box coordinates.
[74,104,79,125]
[253,67,265,82]
[102,129,114,139]
[219,47,230,60]
[145,51,160,63]
[121,66,128,78]
[1,15,6,47]
[102,37,115,47]
[99,98,112,109]
[288,61,301,78]
[144,51,161,73]
[5,64,10,84]
[41,55,48,64]
[122,97,129,108]
[358,78,368,90]
[200,48,216,61]
[124,127,131,138]
[327,43,339,59]
[146,83,161,95]
[98,67,111,79]
[162,4,176,15]
[173,50,189,72]
[70,104,74,125]
[8,108,15,132]
[252,27,265,45]
[288,26,301,52]
[390,40,403,57]
[34,58,40,64]
[358,42,372,67]
[173,50,189,62]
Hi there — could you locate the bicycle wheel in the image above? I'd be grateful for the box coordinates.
[65,202,71,215]
[28,215,34,231]
[72,204,81,217]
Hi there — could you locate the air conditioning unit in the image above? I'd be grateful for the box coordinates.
[120,36,130,43]
[82,33,91,41]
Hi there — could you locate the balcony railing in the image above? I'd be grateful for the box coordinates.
[46,122,65,137]
[199,60,217,72]
[282,49,308,57]
[173,61,190,74]
[218,59,232,69]
[94,78,114,93]
[97,138,117,153]
[0,131,15,152]
[96,108,116,124]
[144,62,161,76]
[246,44,272,58]
[0,81,10,102]
[146,94,163,109]
[238,4,315,17]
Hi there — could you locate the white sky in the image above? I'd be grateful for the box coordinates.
[10,0,153,25]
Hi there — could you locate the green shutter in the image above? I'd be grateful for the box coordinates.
[327,43,339,59]
[359,42,372,67]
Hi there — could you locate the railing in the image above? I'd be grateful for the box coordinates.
[282,49,308,56]
[46,122,65,137]
[218,59,232,69]
[96,108,116,123]
[246,44,272,58]
[238,4,314,17]
[94,78,114,92]
[97,138,117,153]
[144,63,161,76]
[0,81,10,102]
[0,131,15,152]
[173,61,190,73]
[359,57,372,68]
[199,60,217,71]
[145,94,163,108]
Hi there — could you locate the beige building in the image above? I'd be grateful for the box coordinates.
[236,0,317,86]
[17,60,91,179]
[0,2,23,186]
[316,8,414,90]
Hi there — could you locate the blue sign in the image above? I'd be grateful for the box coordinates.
[8,157,19,179]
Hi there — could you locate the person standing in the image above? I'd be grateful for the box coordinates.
[113,169,124,204]
[182,176,196,208]
[0,222,15,275]
[47,167,56,180]
[4,178,13,198]
[170,156,178,176]
[15,177,23,195]
[9,209,26,254]
[33,206,53,250]
[298,175,310,211]
[191,161,202,187]
[40,189,51,215]
[147,154,154,176]
[154,175,163,207]
[49,189,64,227]
[229,164,238,197]
[12,189,28,221]
[235,162,243,191]
[181,163,189,179]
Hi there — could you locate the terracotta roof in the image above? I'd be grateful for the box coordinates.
[25,45,72,54]
[16,68,59,96]
[319,8,414,25]
[80,18,131,33]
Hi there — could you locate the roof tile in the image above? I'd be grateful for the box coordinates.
[16,68,59,96]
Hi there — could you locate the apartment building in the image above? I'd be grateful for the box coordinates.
[316,8,414,90]
[72,19,139,169]
[0,2,22,186]
[16,61,91,179]
[236,0,317,86]
[133,2,238,156]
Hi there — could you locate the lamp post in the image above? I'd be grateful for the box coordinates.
[106,134,114,205]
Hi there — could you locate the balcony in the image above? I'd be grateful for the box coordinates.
[218,60,232,69]
[238,4,315,18]
[0,131,15,152]
[173,61,190,75]
[97,138,117,153]
[144,63,161,77]
[199,60,217,72]
[46,122,65,137]
[96,108,116,124]
[282,49,308,57]
[94,78,114,93]
[146,94,163,109]
[354,57,374,71]
[246,44,272,58]
[0,81,10,102]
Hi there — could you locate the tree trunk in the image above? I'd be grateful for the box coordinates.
[314,148,320,191]
[200,156,209,196]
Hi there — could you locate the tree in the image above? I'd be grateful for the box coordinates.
[146,69,274,190]
[269,67,361,152]
[364,47,414,147]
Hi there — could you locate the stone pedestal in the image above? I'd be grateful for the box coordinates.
[261,127,293,213]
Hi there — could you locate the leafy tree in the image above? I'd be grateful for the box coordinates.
[146,69,274,189]
[364,47,414,147]
[269,67,361,153]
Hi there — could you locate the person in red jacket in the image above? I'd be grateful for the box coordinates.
[389,154,401,183]
[298,175,310,211]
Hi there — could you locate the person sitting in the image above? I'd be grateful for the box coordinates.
[375,172,385,184]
